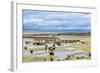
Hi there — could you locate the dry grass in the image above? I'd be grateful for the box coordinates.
[22,35,91,62]
[65,36,91,52]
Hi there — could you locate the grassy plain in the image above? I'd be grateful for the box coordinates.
[23,35,91,62]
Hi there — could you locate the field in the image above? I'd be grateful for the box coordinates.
[22,33,91,63]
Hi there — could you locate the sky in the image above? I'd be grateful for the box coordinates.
[23,10,91,32]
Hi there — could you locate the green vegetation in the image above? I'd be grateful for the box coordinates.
[23,48,43,52]
[23,35,91,62]
[65,36,91,52]
[22,55,57,62]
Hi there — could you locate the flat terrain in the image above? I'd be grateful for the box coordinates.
[22,35,91,63]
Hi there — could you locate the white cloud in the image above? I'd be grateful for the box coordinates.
[23,18,44,24]
[23,10,91,32]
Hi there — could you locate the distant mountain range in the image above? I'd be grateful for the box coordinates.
[56,32,91,36]
[23,32,90,38]
[23,29,90,33]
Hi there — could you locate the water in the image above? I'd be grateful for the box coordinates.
[23,48,89,61]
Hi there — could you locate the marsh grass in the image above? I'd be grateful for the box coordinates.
[22,55,58,62]
[23,48,43,52]
[22,35,91,62]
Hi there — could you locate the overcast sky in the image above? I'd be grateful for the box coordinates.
[23,10,91,32]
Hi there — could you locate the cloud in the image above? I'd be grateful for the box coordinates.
[23,18,44,24]
[23,10,91,32]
